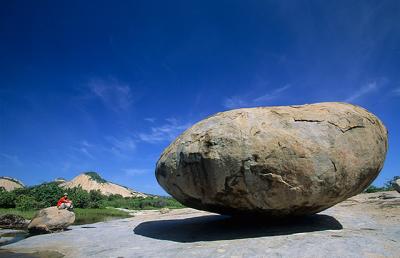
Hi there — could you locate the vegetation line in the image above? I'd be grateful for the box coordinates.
[0,181,184,212]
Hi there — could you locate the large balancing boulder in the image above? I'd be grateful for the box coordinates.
[28,207,75,233]
[156,102,388,216]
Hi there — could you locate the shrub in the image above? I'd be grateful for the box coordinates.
[16,195,41,211]
[0,180,185,210]
[89,190,103,202]
[0,188,17,208]
[385,176,400,191]
[67,187,90,208]
[107,194,123,201]
[84,172,107,183]
[28,182,64,207]
[364,176,400,193]
[364,185,384,193]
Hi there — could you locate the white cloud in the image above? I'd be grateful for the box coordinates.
[81,140,94,148]
[79,147,95,159]
[144,117,156,123]
[106,136,136,157]
[223,84,291,109]
[107,136,136,151]
[223,96,250,109]
[69,141,97,160]
[138,118,191,143]
[72,137,136,160]
[345,81,378,102]
[88,78,133,111]
[253,84,291,102]
[123,168,152,176]
[70,141,96,160]
[392,87,400,96]
[0,153,23,166]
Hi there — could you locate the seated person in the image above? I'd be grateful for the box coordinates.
[57,193,73,210]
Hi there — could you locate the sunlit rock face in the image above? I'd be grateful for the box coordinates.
[28,207,75,233]
[0,177,24,192]
[156,102,388,216]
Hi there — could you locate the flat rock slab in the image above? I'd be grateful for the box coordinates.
[3,192,399,258]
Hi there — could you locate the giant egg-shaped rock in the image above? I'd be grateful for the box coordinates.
[156,102,388,216]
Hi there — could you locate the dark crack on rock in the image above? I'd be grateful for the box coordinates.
[342,125,365,132]
[327,121,365,133]
[331,159,337,172]
[293,119,324,123]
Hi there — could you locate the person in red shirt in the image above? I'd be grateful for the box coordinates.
[57,193,73,210]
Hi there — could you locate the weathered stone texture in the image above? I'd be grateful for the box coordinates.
[156,102,388,216]
[28,207,75,233]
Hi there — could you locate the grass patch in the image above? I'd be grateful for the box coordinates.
[0,208,36,220]
[100,196,185,210]
[0,208,131,225]
[73,208,131,225]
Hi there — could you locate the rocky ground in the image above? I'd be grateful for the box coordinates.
[1,191,399,258]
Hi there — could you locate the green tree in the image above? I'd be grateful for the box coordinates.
[84,172,107,183]
[29,182,64,207]
[364,185,384,193]
[384,176,400,190]
[365,176,400,193]
[67,187,90,208]
[0,181,185,210]
[88,190,103,208]
[0,188,17,208]
[16,195,41,210]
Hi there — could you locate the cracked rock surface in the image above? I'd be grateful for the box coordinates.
[156,102,388,216]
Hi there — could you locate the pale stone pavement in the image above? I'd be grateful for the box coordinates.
[2,191,399,258]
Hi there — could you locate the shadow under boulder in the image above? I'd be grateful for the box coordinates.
[134,214,343,243]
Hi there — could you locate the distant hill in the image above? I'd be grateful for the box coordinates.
[54,177,66,183]
[60,172,147,198]
[0,176,25,191]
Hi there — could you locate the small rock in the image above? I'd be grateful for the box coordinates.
[378,193,398,200]
[28,206,75,234]
[0,214,29,229]
[159,208,170,214]
[393,179,400,193]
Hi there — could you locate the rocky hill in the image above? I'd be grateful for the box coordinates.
[54,177,66,183]
[60,172,147,198]
[0,177,24,191]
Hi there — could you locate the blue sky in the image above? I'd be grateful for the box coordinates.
[0,1,399,195]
